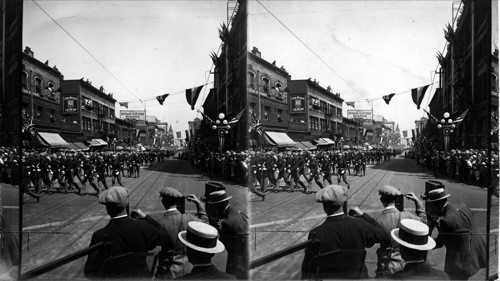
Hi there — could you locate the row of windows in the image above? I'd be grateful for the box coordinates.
[81,96,115,118]
[309,97,342,116]
[22,104,58,124]
[22,71,57,94]
[249,103,284,123]
[309,116,341,131]
[82,117,114,132]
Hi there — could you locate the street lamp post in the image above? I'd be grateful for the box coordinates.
[437,112,456,153]
[212,112,231,153]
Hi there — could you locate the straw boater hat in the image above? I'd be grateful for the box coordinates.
[178,221,225,254]
[422,188,450,202]
[391,219,436,251]
[206,190,232,205]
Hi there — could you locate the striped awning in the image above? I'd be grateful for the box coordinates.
[300,141,317,150]
[37,132,69,148]
[264,132,296,147]
[73,142,88,150]
[93,139,108,146]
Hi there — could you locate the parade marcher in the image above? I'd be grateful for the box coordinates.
[389,219,450,280]
[95,157,108,190]
[84,186,169,279]
[177,221,236,280]
[289,152,307,193]
[301,185,390,279]
[111,155,124,187]
[81,156,100,196]
[374,186,426,278]
[433,151,440,178]
[64,155,82,194]
[206,190,249,279]
[305,153,324,192]
[336,153,350,189]
[423,188,486,280]
[134,187,208,279]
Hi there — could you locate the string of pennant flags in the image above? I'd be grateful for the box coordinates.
[117,82,213,109]
[344,82,437,109]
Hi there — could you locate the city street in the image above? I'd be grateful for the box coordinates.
[249,153,497,280]
[21,156,248,279]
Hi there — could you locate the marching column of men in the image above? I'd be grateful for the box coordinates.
[15,150,172,203]
[247,149,392,200]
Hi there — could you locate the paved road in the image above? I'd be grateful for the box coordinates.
[249,154,497,280]
[21,157,248,279]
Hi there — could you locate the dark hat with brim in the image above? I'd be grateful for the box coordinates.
[422,188,450,202]
[205,190,232,205]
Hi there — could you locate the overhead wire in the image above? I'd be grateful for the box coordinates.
[31,0,142,102]
[255,0,365,100]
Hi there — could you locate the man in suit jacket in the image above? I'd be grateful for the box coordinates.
[301,185,390,279]
[84,186,169,279]
[177,221,236,280]
[375,185,427,277]
[423,188,486,280]
[389,219,449,280]
[135,187,208,279]
[206,190,249,279]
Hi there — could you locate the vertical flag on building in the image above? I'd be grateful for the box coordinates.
[185,130,189,143]
[156,94,169,105]
[453,106,471,125]
[382,93,395,105]
[411,129,415,140]
[363,128,367,137]
[346,102,355,108]
[186,85,204,110]
[423,109,440,124]
[411,85,430,109]
[402,130,408,138]
[119,102,128,109]
[228,107,246,125]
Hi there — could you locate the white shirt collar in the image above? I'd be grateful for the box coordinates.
[327,212,344,217]
[405,260,425,264]
[192,263,212,267]
[111,214,128,220]
[384,205,397,210]
[166,207,177,212]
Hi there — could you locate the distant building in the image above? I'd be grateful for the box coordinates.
[21,47,66,147]
[429,0,496,149]
[287,79,344,142]
[60,79,116,142]
[248,47,291,146]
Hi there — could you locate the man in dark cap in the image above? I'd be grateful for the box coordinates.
[423,188,486,280]
[177,221,235,280]
[84,186,168,279]
[375,185,426,278]
[134,187,208,279]
[389,219,449,280]
[206,190,248,279]
[301,185,389,279]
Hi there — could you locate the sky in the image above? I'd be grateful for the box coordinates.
[23,0,229,133]
[249,0,456,135]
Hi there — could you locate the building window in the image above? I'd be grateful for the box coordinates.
[22,71,28,90]
[277,109,283,123]
[275,82,283,100]
[247,71,255,89]
[36,106,43,121]
[337,107,342,117]
[110,109,115,118]
[262,77,270,94]
[263,106,270,120]
[49,109,55,123]
[34,77,43,94]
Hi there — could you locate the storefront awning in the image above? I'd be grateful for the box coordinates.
[294,142,308,150]
[67,142,81,150]
[320,138,335,145]
[73,142,88,150]
[264,131,297,147]
[93,139,108,146]
[315,138,335,146]
[37,132,69,148]
[300,141,317,150]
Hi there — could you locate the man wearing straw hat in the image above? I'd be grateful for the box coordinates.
[389,219,449,279]
[374,186,426,278]
[206,190,249,279]
[423,188,486,280]
[177,221,236,279]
